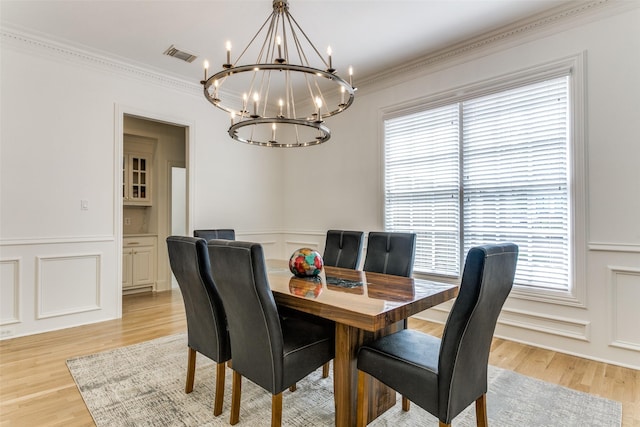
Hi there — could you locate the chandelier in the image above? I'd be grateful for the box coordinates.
[201,0,355,147]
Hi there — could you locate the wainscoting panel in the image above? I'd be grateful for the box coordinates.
[284,240,322,259]
[497,308,591,342]
[0,258,20,325]
[235,232,281,260]
[37,253,102,319]
[609,266,640,352]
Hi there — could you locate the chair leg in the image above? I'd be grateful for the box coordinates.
[213,362,226,416]
[439,422,451,427]
[230,370,241,425]
[356,370,369,427]
[475,393,488,427]
[185,347,196,393]
[402,396,410,411]
[271,393,283,427]
[322,362,330,378]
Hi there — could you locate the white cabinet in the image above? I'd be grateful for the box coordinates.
[123,152,152,206]
[123,236,156,292]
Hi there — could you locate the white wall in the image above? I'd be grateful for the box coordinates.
[1,2,638,369]
[281,3,640,369]
[0,30,284,337]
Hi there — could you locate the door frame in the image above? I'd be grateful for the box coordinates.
[114,104,195,316]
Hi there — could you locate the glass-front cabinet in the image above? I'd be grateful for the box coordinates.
[123,152,152,206]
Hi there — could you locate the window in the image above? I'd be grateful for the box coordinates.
[384,70,578,295]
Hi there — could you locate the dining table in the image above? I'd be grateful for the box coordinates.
[267,260,459,427]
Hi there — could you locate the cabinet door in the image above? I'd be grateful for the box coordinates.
[132,246,155,287]
[122,248,133,288]
[124,153,152,206]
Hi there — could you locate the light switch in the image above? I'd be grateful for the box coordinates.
[81,200,89,210]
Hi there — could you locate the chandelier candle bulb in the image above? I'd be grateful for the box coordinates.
[225,41,231,65]
[230,111,235,126]
[327,46,332,70]
[349,66,353,87]
[277,36,283,59]
[279,98,284,117]
[315,96,322,119]
[272,123,276,141]
[203,60,209,80]
[253,93,259,117]
[242,93,248,114]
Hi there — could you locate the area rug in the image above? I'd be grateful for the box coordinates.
[67,334,621,426]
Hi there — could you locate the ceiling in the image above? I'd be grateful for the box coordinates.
[1,0,574,86]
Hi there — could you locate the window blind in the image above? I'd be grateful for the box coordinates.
[384,104,461,276]
[462,77,570,290]
[384,75,571,291]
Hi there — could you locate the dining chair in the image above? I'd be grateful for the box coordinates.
[364,231,417,335]
[323,229,365,269]
[363,231,416,277]
[166,236,231,417]
[355,243,518,427]
[207,239,335,427]
[193,228,236,241]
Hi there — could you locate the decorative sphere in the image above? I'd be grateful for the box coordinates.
[289,248,323,277]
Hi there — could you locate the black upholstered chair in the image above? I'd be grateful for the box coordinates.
[355,243,518,427]
[364,231,417,333]
[194,229,235,241]
[166,236,231,417]
[323,229,365,269]
[363,231,416,277]
[207,239,335,427]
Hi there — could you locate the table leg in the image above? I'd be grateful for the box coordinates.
[333,323,399,427]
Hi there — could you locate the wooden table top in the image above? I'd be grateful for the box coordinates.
[267,260,459,332]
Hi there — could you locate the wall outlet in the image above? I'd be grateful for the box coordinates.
[81,199,89,210]
[124,217,131,225]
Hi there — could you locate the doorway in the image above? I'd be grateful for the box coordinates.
[122,114,189,294]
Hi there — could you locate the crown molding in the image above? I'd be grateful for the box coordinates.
[1,26,201,96]
[356,0,636,93]
[2,0,636,98]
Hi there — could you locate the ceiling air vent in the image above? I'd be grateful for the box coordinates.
[163,45,198,63]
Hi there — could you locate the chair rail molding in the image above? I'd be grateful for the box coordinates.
[589,242,640,253]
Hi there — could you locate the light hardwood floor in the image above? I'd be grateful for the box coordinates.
[1,290,638,426]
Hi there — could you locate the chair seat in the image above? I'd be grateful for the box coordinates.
[358,329,440,414]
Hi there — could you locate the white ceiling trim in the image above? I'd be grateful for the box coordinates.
[0,0,629,98]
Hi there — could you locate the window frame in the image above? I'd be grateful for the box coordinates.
[379,53,587,307]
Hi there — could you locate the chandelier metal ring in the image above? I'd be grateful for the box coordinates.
[228,117,330,147]
[203,63,355,119]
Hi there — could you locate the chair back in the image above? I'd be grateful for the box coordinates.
[363,232,416,277]
[166,236,230,363]
[207,239,284,393]
[194,229,236,241]
[323,230,365,269]
[437,243,518,421]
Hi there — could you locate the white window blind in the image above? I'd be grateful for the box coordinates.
[384,104,461,276]
[384,75,571,291]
